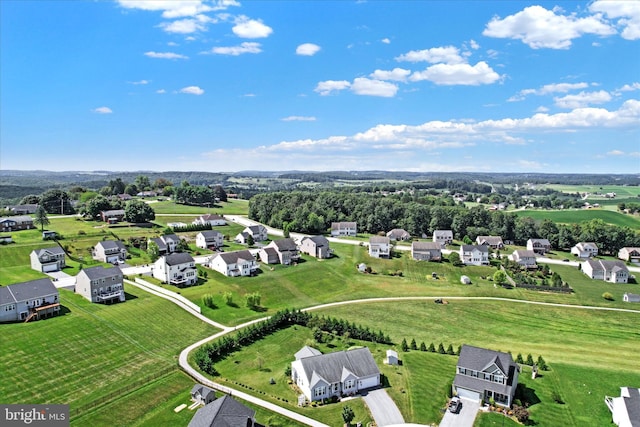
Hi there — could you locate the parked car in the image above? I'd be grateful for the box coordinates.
[448,397,462,413]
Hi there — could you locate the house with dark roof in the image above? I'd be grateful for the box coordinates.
[453,345,519,408]
[369,236,391,258]
[30,246,66,272]
[475,236,504,249]
[188,395,255,427]
[207,250,258,277]
[433,230,454,247]
[330,222,357,237]
[262,238,300,265]
[291,347,380,402]
[509,250,538,268]
[196,231,224,250]
[619,247,640,263]
[386,228,411,241]
[152,253,197,286]
[5,204,39,214]
[0,215,34,232]
[234,225,268,243]
[100,209,126,223]
[259,247,279,265]
[299,235,332,259]
[571,242,598,258]
[605,387,640,427]
[149,234,181,255]
[193,214,226,227]
[191,384,216,406]
[411,241,442,261]
[75,265,125,304]
[582,259,629,283]
[92,240,127,264]
[526,238,551,254]
[460,245,489,266]
[0,278,60,323]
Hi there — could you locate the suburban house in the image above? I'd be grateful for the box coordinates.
[30,246,66,272]
[460,245,490,266]
[75,265,125,304]
[190,384,216,406]
[259,247,279,264]
[291,346,380,402]
[619,247,640,263]
[116,193,132,201]
[188,395,255,427]
[526,238,551,254]
[571,242,599,258]
[6,204,39,214]
[235,225,268,243]
[411,242,442,261]
[92,240,127,264]
[0,215,34,232]
[386,228,411,241]
[623,293,640,303]
[433,230,454,247]
[475,236,504,249]
[100,209,126,223]
[207,250,258,277]
[605,387,640,427]
[192,214,226,227]
[453,344,520,408]
[261,238,300,265]
[0,278,60,323]
[299,236,332,259]
[330,222,357,237]
[195,231,224,250]
[369,236,391,258]
[149,234,181,255]
[581,259,629,283]
[510,250,538,268]
[152,253,197,286]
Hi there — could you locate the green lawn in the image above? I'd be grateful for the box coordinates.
[150,199,249,215]
[514,208,640,227]
[545,184,640,198]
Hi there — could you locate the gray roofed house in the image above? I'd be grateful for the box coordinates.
[6,204,39,214]
[453,344,519,408]
[188,395,255,427]
[295,346,323,360]
[386,228,411,241]
[262,238,300,265]
[299,235,332,259]
[330,222,357,237]
[582,259,629,283]
[75,265,125,304]
[510,250,537,268]
[152,253,197,286]
[92,240,127,263]
[235,225,268,244]
[475,235,504,249]
[526,238,551,254]
[30,246,66,272]
[571,242,599,258]
[291,347,381,402]
[196,230,224,250]
[259,247,279,264]
[100,209,126,223]
[624,293,640,303]
[191,384,216,405]
[433,230,454,247]
[605,387,640,427]
[0,278,60,323]
[619,247,640,263]
[460,245,489,266]
[411,241,442,261]
[0,215,34,231]
[208,250,259,277]
[369,236,391,258]
[193,214,226,226]
[149,234,181,255]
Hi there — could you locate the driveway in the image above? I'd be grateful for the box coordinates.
[362,389,405,426]
[439,398,480,427]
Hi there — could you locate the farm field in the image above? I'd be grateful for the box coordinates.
[545,184,640,198]
[514,208,640,227]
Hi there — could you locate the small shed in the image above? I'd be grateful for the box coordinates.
[358,263,367,273]
[623,293,640,303]
[191,384,216,405]
[385,349,399,365]
[460,275,471,285]
[42,231,57,240]
[0,235,13,243]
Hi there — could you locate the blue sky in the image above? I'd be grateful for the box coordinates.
[1,0,639,173]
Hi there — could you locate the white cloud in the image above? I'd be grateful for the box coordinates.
[128,79,149,85]
[179,86,204,95]
[167,41,179,46]
[232,16,273,38]
[117,0,238,18]
[296,43,321,56]
[314,80,351,96]
[535,106,550,113]
[618,82,640,92]
[469,39,480,50]
[159,16,211,33]
[395,46,465,64]
[590,0,640,40]
[144,51,188,59]
[607,149,625,155]
[350,78,398,97]
[204,42,262,55]
[410,61,502,86]
[156,89,166,94]
[509,82,590,101]
[92,107,113,114]
[281,116,317,122]
[554,90,612,108]
[369,68,411,82]
[483,5,615,49]
[381,38,391,44]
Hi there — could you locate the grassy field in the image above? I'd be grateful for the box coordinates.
[149,199,249,215]
[545,184,640,198]
[514,208,640,227]
[0,285,219,425]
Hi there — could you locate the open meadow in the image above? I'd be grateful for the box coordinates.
[514,208,640,227]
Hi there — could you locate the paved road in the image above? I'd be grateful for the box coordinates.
[439,398,481,427]
[362,389,405,426]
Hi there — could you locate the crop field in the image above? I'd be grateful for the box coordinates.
[545,184,640,198]
[514,208,640,227]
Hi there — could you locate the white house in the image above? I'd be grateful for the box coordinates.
[618,247,640,263]
[30,246,66,272]
[526,238,551,254]
[571,242,598,258]
[510,250,538,268]
[330,222,357,237]
[0,278,60,323]
[261,238,300,265]
[193,214,226,227]
[152,253,197,286]
[475,236,504,249]
[207,250,258,277]
[581,259,629,283]
[92,240,127,264]
[605,387,640,427]
[433,230,453,247]
[75,265,125,304]
[460,245,489,266]
[235,225,268,243]
[299,236,332,259]
[623,293,640,303]
[149,234,181,255]
[369,236,391,258]
[411,242,442,261]
[291,347,380,402]
[196,231,224,250]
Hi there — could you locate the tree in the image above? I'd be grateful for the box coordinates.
[446,344,455,355]
[135,175,151,191]
[341,405,355,426]
[34,205,50,232]
[147,241,160,262]
[40,189,73,214]
[537,355,548,371]
[448,252,462,266]
[513,405,530,423]
[410,338,417,350]
[19,194,40,205]
[493,270,507,286]
[246,234,255,247]
[108,178,126,195]
[428,343,436,352]
[83,195,114,220]
[462,235,473,245]
[438,343,446,354]
[212,185,227,202]
[516,353,524,364]
[124,183,138,196]
[124,200,155,223]
[526,354,534,365]
[401,338,409,352]
[420,341,427,351]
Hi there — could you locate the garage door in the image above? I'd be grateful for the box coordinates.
[42,264,58,272]
[359,376,380,390]
[106,256,119,263]
[456,388,481,401]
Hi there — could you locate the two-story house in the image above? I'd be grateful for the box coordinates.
[235,225,268,244]
[509,250,537,268]
[433,230,454,247]
[475,236,504,249]
[195,230,224,250]
[92,240,127,264]
[207,250,259,277]
[192,214,226,227]
[581,259,629,283]
[411,242,442,261]
[0,278,60,323]
[453,345,519,408]
[369,236,391,258]
[291,346,380,403]
[571,242,598,258]
[330,222,357,237]
[386,228,411,241]
[0,215,34,232]
[149,234,181,255]
[30,246,66,272]
[152,253,197,286]
[75,265,125,304]
[299,236,332,259]
[460,245,489,266]
[618,247,640,263]
[262,238,300,265]
[526,238,551,254]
